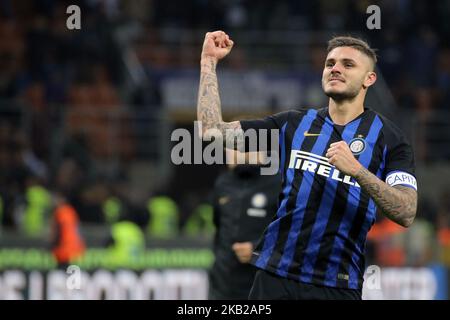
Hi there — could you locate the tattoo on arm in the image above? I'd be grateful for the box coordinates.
[197,59,221,129]
[355,167,417,227]
[197,58,244,150]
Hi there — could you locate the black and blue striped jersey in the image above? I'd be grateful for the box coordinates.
[240,107,417,290]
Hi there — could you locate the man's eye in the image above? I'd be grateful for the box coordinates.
[345,64,353,68]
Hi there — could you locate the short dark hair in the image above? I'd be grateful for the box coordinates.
[327,36,377,66]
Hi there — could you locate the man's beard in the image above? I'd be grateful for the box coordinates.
[323,83,360,101]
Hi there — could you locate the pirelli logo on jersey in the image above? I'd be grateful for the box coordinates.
[288,150,360,187]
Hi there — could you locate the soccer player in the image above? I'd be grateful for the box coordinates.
[197,31,417,300]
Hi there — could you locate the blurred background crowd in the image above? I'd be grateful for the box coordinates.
[1,0,450,274]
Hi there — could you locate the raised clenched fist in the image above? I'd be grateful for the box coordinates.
[326,141,362,177]
[201,30,234,62]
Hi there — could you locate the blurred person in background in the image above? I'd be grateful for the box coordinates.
[50,158,86,268]
[183,200,215,238]
[19,174,52,237]
[99,178,147,267]
[197,31,418,300]
[208,150,280,299]
[146,191,179,239]
[107,214,145,268]
[51,190,85,269]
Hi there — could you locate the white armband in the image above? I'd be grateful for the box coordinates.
[385,171,417,191]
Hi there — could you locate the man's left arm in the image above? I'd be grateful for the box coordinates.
[326,141,417,228]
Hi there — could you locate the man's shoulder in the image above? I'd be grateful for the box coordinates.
[368,109,411,145]
[372,110,407,137]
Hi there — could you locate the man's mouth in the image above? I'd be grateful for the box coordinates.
[329,77,345,83]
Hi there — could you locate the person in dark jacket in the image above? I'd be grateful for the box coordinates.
[208,150,280,299]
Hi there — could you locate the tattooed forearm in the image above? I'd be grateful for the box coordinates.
[197,57,244,150]
[355,167,417,227]
[198,58,221,128]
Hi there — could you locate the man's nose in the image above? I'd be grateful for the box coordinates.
[330,64,342,74]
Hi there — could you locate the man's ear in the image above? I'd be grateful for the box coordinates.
[363,71,377,89]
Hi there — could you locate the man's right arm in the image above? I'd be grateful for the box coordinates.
[197,31,244,150]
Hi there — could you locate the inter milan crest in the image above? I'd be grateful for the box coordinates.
[349,137,366,155]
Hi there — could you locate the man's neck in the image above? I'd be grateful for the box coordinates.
[328,98,365,126]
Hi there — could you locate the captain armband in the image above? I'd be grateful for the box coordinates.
[385,171,417,191]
